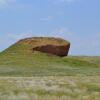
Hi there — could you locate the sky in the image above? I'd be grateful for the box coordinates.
[0,0,100,56]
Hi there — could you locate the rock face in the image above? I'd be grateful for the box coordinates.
[18,37,70,57]
[33,44,70,57]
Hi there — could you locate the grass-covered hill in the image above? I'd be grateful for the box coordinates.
[0,37,100,76]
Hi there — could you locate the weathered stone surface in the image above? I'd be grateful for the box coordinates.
[33,44,70,57]
[18,37,70,57]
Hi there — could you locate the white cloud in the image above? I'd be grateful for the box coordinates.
[40,16,53,21]
[49,0,79,4]
[47,27,100,55]
[67,32,100,55]
[48,27,72,38]
[0,32,33,51]
[57,0,76,3]
[0,29,100,55]
[7,32,33,41]
[0,0,16,6]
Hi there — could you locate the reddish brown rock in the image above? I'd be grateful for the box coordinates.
[33,44,70,57]
[17,37,70,57]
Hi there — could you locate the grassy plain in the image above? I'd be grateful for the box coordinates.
[0,41,100,100]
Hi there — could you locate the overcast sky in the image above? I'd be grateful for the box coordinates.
[0,0,100,55]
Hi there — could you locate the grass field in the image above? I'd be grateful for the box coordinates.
[0,43,100,76]
[0,40,100,100]
[0,76,100,100]
[0,52,100,76]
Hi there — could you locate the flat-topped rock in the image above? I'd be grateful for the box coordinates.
[18,37,70,57]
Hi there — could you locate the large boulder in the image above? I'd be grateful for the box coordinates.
[18,37,70,57]
[33,44,70,57]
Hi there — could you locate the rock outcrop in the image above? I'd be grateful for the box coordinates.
[33,44,70,57]
[18,37,70,57]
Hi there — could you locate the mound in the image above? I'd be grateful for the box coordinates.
[0,37,99,76]
[17,37,70,56]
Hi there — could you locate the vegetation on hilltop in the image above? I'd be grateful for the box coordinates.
[0,37,100,100]
[0,37,99,76]
[0,40,100,76]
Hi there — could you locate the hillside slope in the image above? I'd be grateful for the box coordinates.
[0,37,100,76]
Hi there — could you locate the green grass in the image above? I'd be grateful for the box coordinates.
[0,42,100,76]
[0,40,100,99]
